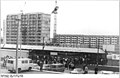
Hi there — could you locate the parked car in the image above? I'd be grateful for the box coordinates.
[33,64,51,70]
[43,64,51,70]
[114,72,119,74]
[33,63,40,70]
[47,63,65,72]
[70,68,83,74]
[98,71,114,74]
[33,63,65,72]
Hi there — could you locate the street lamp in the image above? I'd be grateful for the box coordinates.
[42,37,45,50]
[97,39,100,66]
[42,34,48,50]
[0,18,1,70]
[15,18,21,74]
[0,22,2,49]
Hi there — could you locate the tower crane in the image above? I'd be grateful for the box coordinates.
[51,0,59,44]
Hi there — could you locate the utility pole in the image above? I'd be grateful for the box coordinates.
[97,38,100,66]
[15,1,26,74]
[0,20,1,50]
[42,37,45,50]
[15,18,20,74]
[19,1,26,55]
[19,10,24,55]
[3,20,6,47]
[0,15,1,71]
[0,28,2,49]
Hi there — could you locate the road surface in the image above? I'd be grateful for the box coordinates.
[0,68,95,74]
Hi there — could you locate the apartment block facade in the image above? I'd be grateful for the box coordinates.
[6,12,51,45]
[54,34,119,53]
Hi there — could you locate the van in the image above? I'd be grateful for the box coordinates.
[6,58,34,73]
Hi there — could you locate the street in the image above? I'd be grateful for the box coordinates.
[1,68,95,74]
[0,68,69,74]
[1,67,111,74]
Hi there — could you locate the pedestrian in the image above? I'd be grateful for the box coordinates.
[69,62,72,70]
[37,60,40,66]
[40,61,43,71]
[37,60,43,72]
[70,62,75,70]
[82,64,86,71]
[83,65,88,74]
[94,67,98,74]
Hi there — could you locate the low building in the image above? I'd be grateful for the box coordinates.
[54,34,119,54]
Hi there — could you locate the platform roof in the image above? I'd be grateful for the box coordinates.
[44,46,105,54]
[1,44,105,54]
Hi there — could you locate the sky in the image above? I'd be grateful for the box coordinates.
[1,0,119,38]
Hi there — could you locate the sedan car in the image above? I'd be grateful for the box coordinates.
[70,68,83,74]
[33,63,50,70]
[48,63,65,72]
[43,64,51,70]
[98,71,114,74]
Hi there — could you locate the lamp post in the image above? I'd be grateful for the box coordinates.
[42,37,45,50]
[0,19,1,71]
[42,34,48,50]
[19,10,23,57]
[0,21,2,49]
[15,18,21,74]
[97,39,100,66]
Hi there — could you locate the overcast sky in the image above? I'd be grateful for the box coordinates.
[1,0,119,38]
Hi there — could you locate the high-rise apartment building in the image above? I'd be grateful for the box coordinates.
[6,12,51,45]
[54,34,119,53]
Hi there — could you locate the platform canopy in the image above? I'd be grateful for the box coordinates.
[44,46,105,54]
[2,44,105,54]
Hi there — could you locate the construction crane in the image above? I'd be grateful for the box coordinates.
[51,0,59,44]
